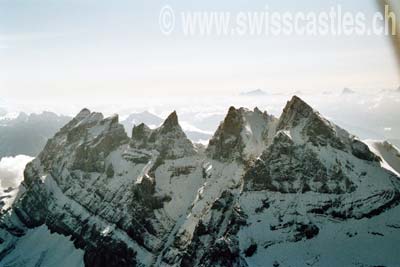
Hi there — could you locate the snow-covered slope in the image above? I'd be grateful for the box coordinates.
[1,96,399,267]
[365,140,400,176]
[207,106,277,162]
[1,225,84,267]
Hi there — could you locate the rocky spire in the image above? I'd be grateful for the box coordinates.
[276,95,345,147]
[275,96,380,162]
[160,111,180,134]
[130,123,152,148]
[206,107,245,161]
[132,123,151,141]
[38,109,128,173]
[207,106,277,162]
[253,107,262,114]
[164,111,178,125]
[75,108,91,119]
[221,106,244,136]
[130,111,196,158]
[276,95,318,132]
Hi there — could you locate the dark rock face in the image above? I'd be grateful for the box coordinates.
[351,139,380,162]
[39,111,129,174]
[308,190,400,220]
[131,123,152,148]
[206,106,277,162]
[84,241,136,267]
[160,111,179,134]
[243,132,354,194]
[294,223,319,241]
[130,111,196,160]
[13,181,48,228]
[277,96,314,130]
[71,116,128,173]
[169,191,248,267]
[244,244,257,257]
[207,107,245,161]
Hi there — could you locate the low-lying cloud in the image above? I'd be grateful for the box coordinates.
[0,155,34,191]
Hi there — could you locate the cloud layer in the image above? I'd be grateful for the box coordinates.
[0,155,34,191]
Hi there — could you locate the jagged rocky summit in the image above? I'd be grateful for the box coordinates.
[1,96,400,267]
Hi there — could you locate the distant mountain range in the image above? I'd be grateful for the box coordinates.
[0,110,212,160]
[240,89,267,96]
[121,111,163,131]
[342,87,356,94]
[379,87,400,94]
[0,112,71,158]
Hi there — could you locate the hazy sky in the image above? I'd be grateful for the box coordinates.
[0,0,399,101]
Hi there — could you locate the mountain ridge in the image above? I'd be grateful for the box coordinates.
[1,96,400,267]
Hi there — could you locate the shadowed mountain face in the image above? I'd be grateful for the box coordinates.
[0,112,71,158]
[1,96,400,267]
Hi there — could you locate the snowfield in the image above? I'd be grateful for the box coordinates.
[239,191,400,267]
[1,225,84,267]
[365,140,400,176]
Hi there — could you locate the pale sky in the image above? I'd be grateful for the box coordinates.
[0,0,399,102]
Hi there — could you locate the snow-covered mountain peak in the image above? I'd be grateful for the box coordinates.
[163,110,178,125]
[276,96,380,164]
[75,108,91,120]
[63,110,123,140]
[62,109,105,134]
[35,110,128,175]
[277,95,341,147]
[207,106,277,162]
[244,97,393,196]
[130,111,196,159]
[159,111,181,134]
[277,95,316,131]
